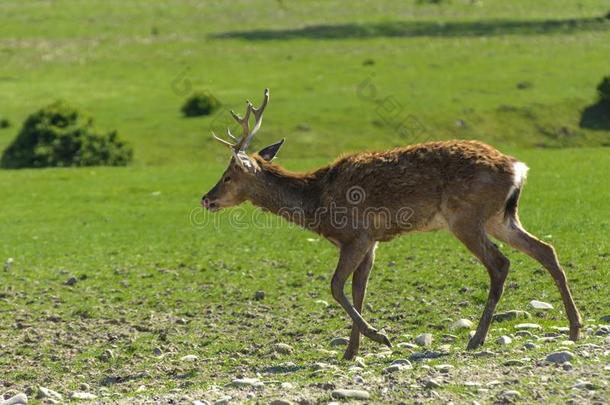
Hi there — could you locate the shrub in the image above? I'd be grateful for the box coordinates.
[597,76,610,103]
[181,91,221,117]
[0,101,133,169]
[0,118,10,128]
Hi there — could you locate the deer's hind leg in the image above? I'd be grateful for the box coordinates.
[449,217,510,350]
[487,216,582,341]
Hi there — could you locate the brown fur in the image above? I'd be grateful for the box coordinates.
[203,140,582,359]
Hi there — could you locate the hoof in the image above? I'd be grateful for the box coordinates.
[466,337,483,351]
[343,348,357,360]
[381,334,392,348]
[569,324,581,341]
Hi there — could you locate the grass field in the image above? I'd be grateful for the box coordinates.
[1,1,610,403]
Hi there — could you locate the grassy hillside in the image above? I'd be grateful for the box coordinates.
[0,0,609,165]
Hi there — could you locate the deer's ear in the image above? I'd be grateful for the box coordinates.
[257,139,285,161]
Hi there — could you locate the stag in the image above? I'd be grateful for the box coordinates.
[201,89,582,360]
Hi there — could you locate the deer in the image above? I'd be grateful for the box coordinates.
[201,89,582,360]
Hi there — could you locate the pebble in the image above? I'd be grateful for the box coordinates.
[64,276,78,286]
[331,389,370,400]
[434,364,454,372]
[1,394,27,405]
[562,362,573,371]
[503,359,525,367]
[280,382,294,389]
[37,387,62,401]
[214,396,232,405]
[524,342,538,350]
[79,383,90,391]
[330,337,349,347]
[451,319,473,330]
[192,401,211,405]
[515,330,534,338]
[69,392,98,400]
[354,357,366,368]
[493,310,531,322]
[424,379,442,389]
[441,334,457,342]
[3,258,13,272]
[599,315,610,322]
[474,350,495,357]
[254,290,265,300]
[383,359,412,373]
[545,351,574,364]
[415,333,433,347]
[496,335,512,345]
[270,400,293,405]
[353,375,365,384]
[499,390,521,400]
[573,381,596,390]
[515,323,542,331]
[397,342,418,349]
[272,343,294,355]
[560,340,575,346]
[231,378,264,389]
[181,354,199,362]
[551,326,570,334]
[530,300,553,310]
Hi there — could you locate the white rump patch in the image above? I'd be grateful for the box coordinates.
[512,161,529,187]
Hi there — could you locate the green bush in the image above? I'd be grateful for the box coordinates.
[597,76,610,103]
[0,118,10,128]
[0,101,133,169]
[181,91,221,117]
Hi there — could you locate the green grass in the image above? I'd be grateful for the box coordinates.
[1,0,610,403]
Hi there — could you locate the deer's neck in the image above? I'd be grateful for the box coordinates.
[248,158,326,231]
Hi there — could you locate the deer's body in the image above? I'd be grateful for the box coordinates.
[202,90,582,360]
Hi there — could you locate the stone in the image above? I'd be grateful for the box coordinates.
[530,300,553,310]
[441,334,457,342]
[270,400,293,405]
[354,357,366,368]
[280,382,293,389]
[181,354,199,362]
[474,350,495,357]
[397,342,418,349]
[434,364,454,372]
[254,290,265,300]
[383,359,412,373]
[496,335,512,345]
[503,359,525,367]
[515,323,542,331]
[573,381,596,390]
[424,379,442,389]
[214,396,232,405]
[499,390,521,400]
[37,387,62,401]
[231,378,264,389]
[3,258,14,272]
[524,342,538,350]
[599,315,610,322]
[1,394,28,405]
[451,319,473,330]
[99,349,114,362]
[331,389,370,400]
[414,333,433,347]
[330,337,349,347]
[79,383,90,391]
[545,351,575,364]
[493,310,531,322]
[64,276,78,286]
[272,343,294,355]
[69,392,98,400]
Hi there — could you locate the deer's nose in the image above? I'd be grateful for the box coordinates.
[201,197,210,208]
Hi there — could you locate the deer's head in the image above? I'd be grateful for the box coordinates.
[201,89,284,211]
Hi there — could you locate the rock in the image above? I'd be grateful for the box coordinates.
[280,382,293,389]
[181,354,199,362]
[331,389,370,400]
[515,330,534,338]
[409,351,446,361]
[37,387,62,401]
[3,257,14,272]
[424,379,442,389]
[330,336,349,347]
[1,393,27,405]
[270,400,293,405]
[550,326,570,334]
[434,364,454,372]
[272,343,294,355]
[231,378,264,389]
[383,359,412,374]
[64,276,78,286]
[503,359,525,367]
[254,290,265,300]
[530,300,553,310]
[545,351,575,364]
[192,401,211,405]
[214,396,232,405]
[353,375,365,384]
[397,342,418,349]
[414,333,433,347]
[493,310,531,322]
[499,390,521,400]
[79,383,90,391]
[573,381,596,390]
[515,323,542,331]
[474,350,495,357]
[451,319,473,330]
[600,315,610,322]
[496,335,512,345]
[441,334,457,342]
[354,357,366,368]
[312,362,332,370]
[524,342,538,350]
[69,392,98,400]
[562,362,573,371]
[99,349,114,362]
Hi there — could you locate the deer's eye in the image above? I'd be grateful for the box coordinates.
[224,176,231,183]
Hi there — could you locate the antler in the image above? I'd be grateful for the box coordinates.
[212,89,269,153]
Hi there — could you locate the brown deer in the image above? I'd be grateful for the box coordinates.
[201,89,582,360]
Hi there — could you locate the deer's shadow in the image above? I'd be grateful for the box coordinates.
[579,101,610,131]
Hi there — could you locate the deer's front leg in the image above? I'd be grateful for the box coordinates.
[343,244,377,360]
[331,239,391,350]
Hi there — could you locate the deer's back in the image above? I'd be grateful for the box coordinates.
[318,140,518,241]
